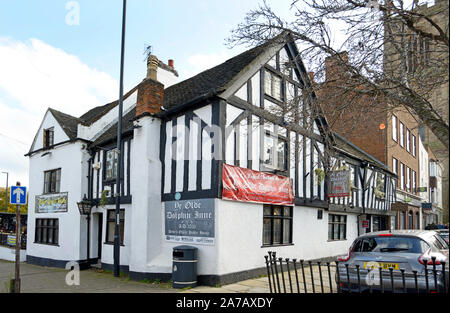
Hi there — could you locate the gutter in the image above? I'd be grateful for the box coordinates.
[24,138,92,157]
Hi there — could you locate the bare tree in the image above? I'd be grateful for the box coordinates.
[227,0,449,150]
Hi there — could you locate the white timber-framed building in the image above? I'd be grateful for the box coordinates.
[25,32,397,285]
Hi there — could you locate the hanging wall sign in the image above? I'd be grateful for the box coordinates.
[222,164,294,206]
[165,198,215,245]
[327,170,351,197]
[35,192,68,213]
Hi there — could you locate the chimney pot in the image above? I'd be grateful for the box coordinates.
[147,55,159,81]
[168,59,174,68]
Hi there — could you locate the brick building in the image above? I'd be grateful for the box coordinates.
[318,52,441,230]
[383,0,449,224]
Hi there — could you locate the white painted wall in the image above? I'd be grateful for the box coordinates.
[30,110,70,152]
[158,67,178,88]
[0,246,26,262]
[95,203,132,267]
[214,199,358,275]
[128,115,164,273]
[27,141,87,262]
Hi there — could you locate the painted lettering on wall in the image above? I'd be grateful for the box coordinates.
[165,199,215,245]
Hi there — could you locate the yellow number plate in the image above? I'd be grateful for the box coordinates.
[363,262,400,270]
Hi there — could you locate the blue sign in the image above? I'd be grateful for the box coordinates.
[10,186,27,205]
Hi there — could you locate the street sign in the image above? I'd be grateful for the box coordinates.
[10,186,27,205]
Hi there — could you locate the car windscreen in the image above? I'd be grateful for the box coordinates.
[357,236,429,253]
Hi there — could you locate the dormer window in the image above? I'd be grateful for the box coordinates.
[43,127,54,148]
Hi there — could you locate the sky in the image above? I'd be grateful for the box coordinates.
[0,0,433,189]
[0,0,295,188]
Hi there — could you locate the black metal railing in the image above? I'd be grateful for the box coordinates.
[264,251,449,294]
[0,233,26,250]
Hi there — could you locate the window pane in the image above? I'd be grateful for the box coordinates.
[328,222,333,240]
[107,222,115,242]
[263,205,272,216]
[283,219,291,243]
[277,140,286,170]
[264,134,274,166]
[42,224,47,243]
[264,71,272,96]
[333,223,339,240]
[283,207,291,217]
[120,221,125,244]
[273,207,282,216]
[54,220,59,244]
[56,170,61,192]
[273,219,281,244]
[392,116,397,141]
[340,223,346,240]
[263,218,271,245]
[272,75,281,100]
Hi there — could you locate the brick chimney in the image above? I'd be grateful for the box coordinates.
[168,59,174,69]
[136,54,164,118]
[325,51,349,82]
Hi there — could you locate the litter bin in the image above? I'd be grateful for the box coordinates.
[172,245,198,289]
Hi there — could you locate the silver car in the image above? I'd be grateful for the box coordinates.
[436,229,449,245]
[336,230,449,293]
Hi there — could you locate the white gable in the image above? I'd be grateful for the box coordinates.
[29,110,71,152]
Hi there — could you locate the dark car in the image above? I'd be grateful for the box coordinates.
[336,230,449,293]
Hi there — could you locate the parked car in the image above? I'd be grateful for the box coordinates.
[436,229,449,244]
[336,230,449,293]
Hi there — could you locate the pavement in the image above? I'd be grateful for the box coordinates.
[0,259,335,293]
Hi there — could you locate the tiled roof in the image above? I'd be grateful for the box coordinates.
[48,108,82,140]
[78,86,138,126]
[90,107,136,147]
[162,34,286,112]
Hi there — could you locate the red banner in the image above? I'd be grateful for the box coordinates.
[222,164,294,205]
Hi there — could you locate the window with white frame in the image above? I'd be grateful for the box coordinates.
[412,170,416,194]
[263,131,287,171]
[406,129,410,152]
[406,167,410,191]
[430,161,436,177]
[412,135,416,157]
[392,115,398,142]
[392,157,398,174]
[264,70,282,101]
[400,163,404,190]
[399,122,405,147]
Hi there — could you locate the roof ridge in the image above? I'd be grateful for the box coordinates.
[48,107,82,121]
